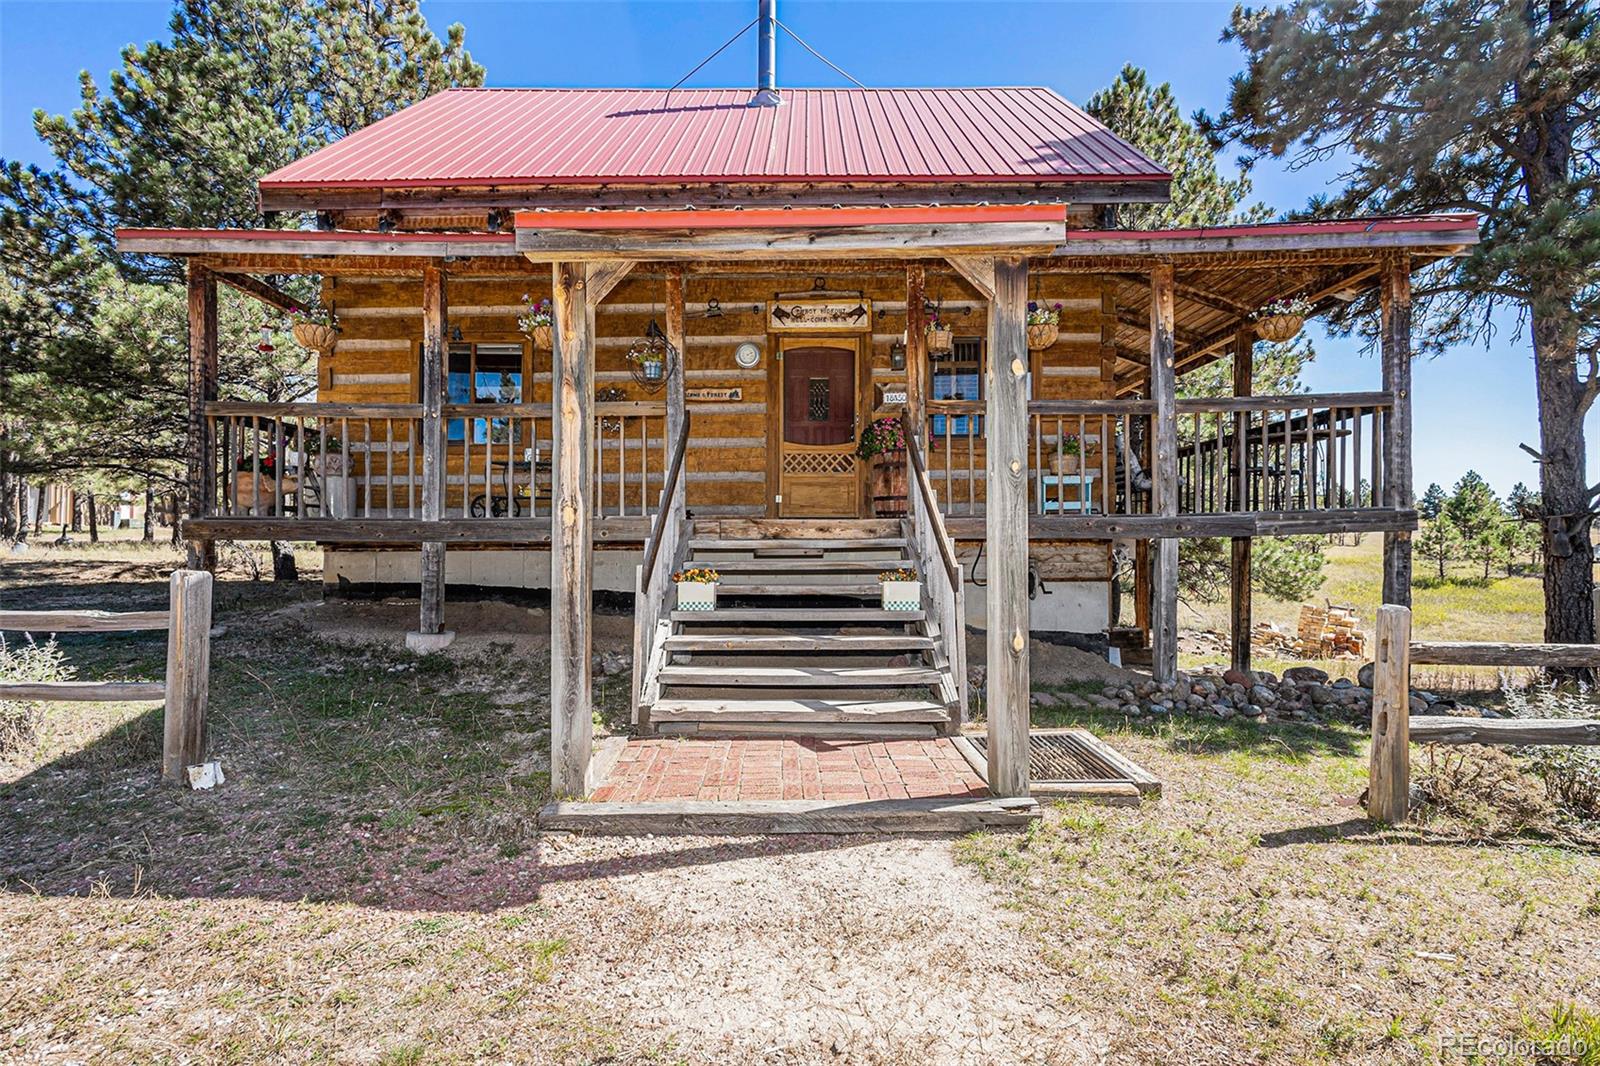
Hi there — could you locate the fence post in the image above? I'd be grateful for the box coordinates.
[162,568,213,785]
[1367,603,1412,823]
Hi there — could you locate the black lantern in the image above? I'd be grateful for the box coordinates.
[889,339,907,371]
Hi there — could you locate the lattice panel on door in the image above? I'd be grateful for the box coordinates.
[783,452,855,475]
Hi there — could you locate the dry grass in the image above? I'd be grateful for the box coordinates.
[1182,535,1560,690]
[6,542,1600,1063]
[960,704,1600,1065]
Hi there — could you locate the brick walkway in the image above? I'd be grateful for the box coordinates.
[590,737,988,803]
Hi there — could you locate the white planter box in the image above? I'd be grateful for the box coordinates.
[881,580,922,612]
[676,581,717,611]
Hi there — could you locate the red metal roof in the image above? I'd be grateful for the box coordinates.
[258,87,1170,191]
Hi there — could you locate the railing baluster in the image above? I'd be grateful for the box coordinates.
[1352,406,1363,509]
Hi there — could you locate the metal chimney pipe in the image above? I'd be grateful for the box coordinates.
[751,0,780,106]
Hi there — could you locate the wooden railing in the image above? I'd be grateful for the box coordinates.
[205,400,667,524]
[631,411,692,730]
[1367,603,1600,823]
[926,392,1395,519]
[0,570,213,786]
[904,412,968,726]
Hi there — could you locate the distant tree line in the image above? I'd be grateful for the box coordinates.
[1416,473,1544,582]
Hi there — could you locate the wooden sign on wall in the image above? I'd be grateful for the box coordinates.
[768,298,873,332]
[687,387,743,402]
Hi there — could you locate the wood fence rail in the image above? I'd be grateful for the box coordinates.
[1367,604,1600,824]
[0,570,213,786]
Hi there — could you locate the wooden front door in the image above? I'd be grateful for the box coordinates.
[779,342,859,517]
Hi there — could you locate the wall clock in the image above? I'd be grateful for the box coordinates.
[734,341,762,369]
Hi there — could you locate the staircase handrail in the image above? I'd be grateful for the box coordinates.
[902,413,959,587]
[641,410,691,583]
[632,410,690,727]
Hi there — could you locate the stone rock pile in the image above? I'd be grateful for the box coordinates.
[1071,663,1499,726]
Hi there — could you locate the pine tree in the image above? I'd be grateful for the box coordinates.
[1206,0,1600,646]
[1417,517,1461,581]
[1090,66,1326,602]
[0,0,483,544]
[1446,471,1506,580]
[1419,483,1448,521]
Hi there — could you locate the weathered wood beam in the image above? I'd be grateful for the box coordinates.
[1380,254,1414,606]
[663,265,687,467]
[215,272,302,313]
[0,609,169,633]
[1113,307,1208,347]
[1409,716,1600,745]
[905,264,928,443]
[584,259,636,310]
[418,266,448,638]
[162,569,213,785]
[1367,604,1411,823]
[180,516,656,543]
[536,796,1042,834]
[186,264,219,572]
[944,255,997,300]
[1006,508,1419,541]
[0,680,166,702]
[1054,224,1479,258]
[1409,641,1600,667]
[517,223,1063,263]
[1231,326,1254,675]
[550,259,598,797]
[1149,263,1179,684]
[985,256,1031,798]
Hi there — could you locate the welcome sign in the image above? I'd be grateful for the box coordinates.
[767,298,873,332]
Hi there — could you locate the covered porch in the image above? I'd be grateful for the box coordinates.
[119,208,1470,811]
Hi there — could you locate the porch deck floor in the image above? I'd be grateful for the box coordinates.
[590,736,989,803]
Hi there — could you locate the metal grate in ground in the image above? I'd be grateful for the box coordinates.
[964,728,1161,799]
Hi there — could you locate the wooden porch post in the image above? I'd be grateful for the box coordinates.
[551,260,596,797]
[664,265,688,467]
[1380,255,1414,607]
[410,265,452,650]
[185,264,218,572]
[1230,325,1254,674]
[1149,263,1179,684]
[905,264,928,442]
[986,256,1031,798]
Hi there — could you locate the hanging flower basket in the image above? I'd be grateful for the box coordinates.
[924,310,954,354]
[289,304,339,354]
[1026,301,1062,351]
[1026,322,1059,350]
[1254,313,1304,343]
[519,296,553,349]
[1252,297,1311,343]
[627,319,674,392]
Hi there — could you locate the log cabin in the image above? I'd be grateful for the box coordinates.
[114,15,1477,802]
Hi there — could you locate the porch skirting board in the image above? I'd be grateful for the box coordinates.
[536,796,1040,835]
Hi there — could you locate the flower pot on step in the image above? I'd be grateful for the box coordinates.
[676,581,717,611]
[881,579,922,612]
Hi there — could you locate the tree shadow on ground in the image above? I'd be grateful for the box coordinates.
[1256,816,1600,856]
[0,576,882,912]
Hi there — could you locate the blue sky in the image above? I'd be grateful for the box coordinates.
[0,0,1585,496]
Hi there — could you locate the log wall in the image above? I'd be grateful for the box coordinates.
[319,266,1119,587]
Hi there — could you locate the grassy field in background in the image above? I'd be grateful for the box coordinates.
[1183,535,1553,686]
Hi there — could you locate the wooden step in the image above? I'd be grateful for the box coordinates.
[664,633,936,653]
[671,607,924,623]
[688,538,906,552]
[649,698,950,723]
[696,559,906,574]
[711,583,880,597]
[655,721,938,739]
[658,665,945,688]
